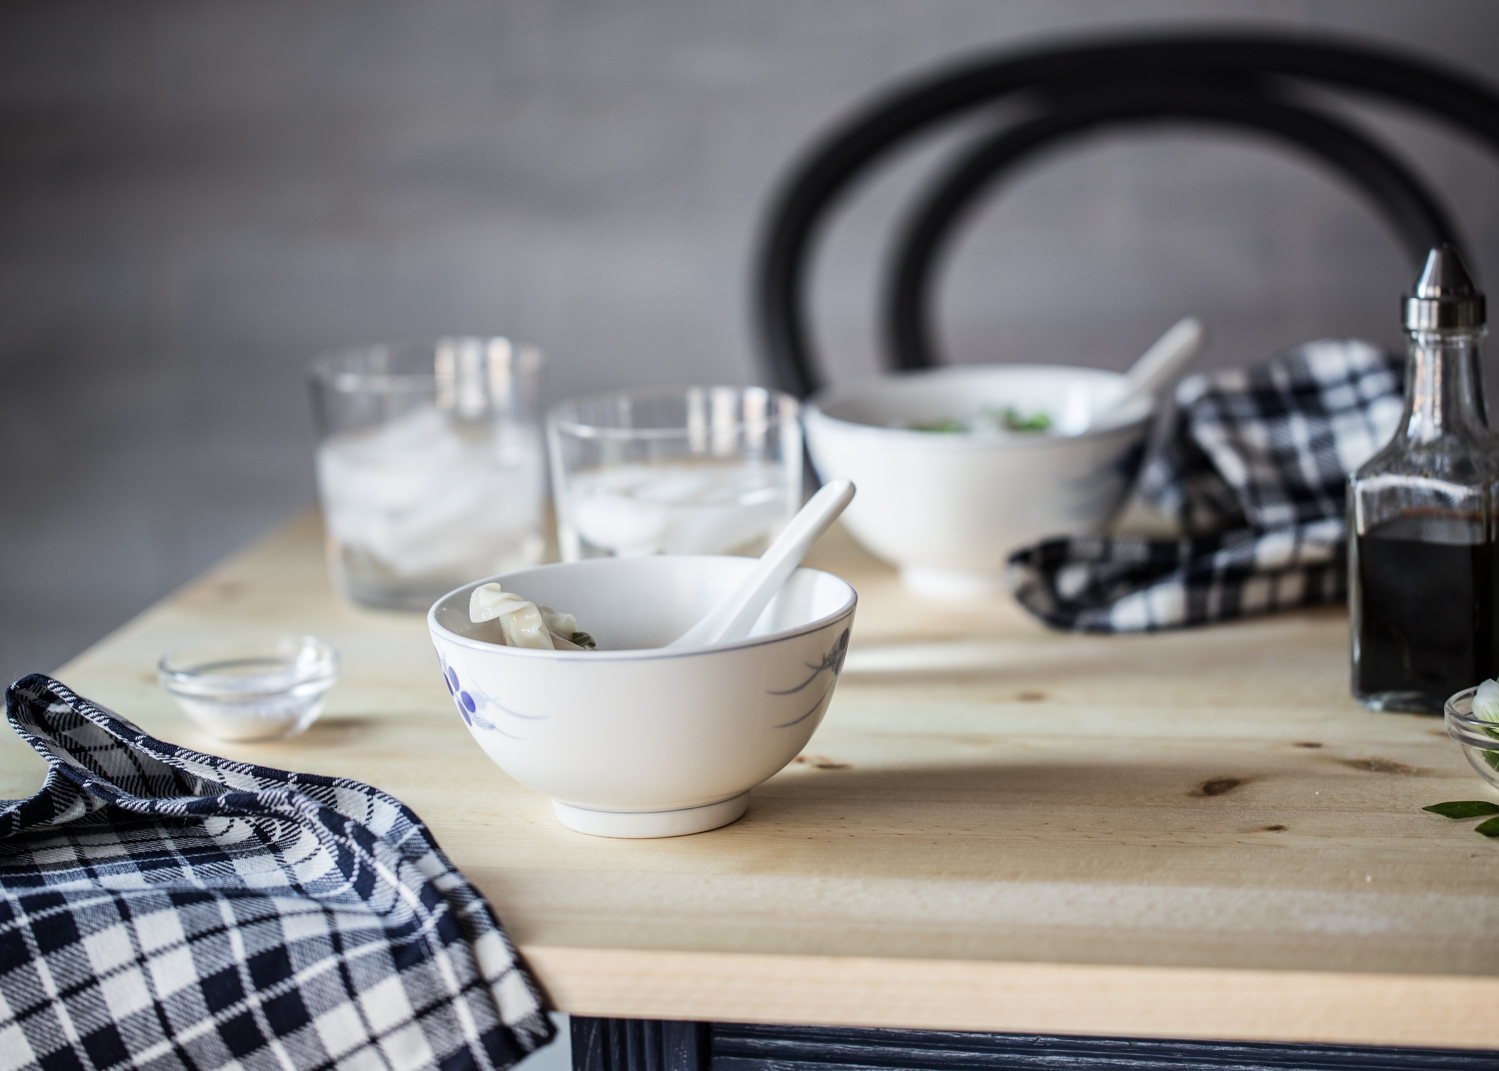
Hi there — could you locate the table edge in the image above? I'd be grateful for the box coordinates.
[524,945,1499,1050]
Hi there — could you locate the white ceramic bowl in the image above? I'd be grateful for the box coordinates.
[427,556,857,838]
[804,364,1153,600]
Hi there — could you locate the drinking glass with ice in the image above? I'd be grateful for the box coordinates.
[309,338,545,609]
[548,386,802,561]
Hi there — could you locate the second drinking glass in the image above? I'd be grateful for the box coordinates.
[548,386,803,560]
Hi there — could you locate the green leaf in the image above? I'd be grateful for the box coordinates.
[1485,750,1499,773]
[1422,800,1499,819]
[1475,816,1499,837]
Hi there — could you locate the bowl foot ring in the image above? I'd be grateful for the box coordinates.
[552,792,750,838]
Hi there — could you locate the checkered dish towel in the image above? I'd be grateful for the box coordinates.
[0,674,554,1071]
[1007,339,1404,632]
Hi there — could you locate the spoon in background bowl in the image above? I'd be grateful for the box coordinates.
[666,478,856,649]
[1086,316,1205,430]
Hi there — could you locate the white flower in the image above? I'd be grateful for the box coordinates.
[1472,678,1499,723]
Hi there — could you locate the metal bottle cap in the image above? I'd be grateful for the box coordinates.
[1404,245,1485,330]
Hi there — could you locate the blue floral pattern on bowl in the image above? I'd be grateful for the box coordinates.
[435,649,547,740]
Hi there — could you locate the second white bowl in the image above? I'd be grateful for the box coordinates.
[804,364,1153,599]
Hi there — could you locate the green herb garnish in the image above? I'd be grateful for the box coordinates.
[570,631,597,650]
[1422,800,1499,819]
[1000,406,1052,433]
[1477,816,1499,837]
[907,407,1053,434]
[907,417,965,433]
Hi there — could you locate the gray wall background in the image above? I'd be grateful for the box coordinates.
[4,0,1499,681]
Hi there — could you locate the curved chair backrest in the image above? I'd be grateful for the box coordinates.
[754,34,1499,398]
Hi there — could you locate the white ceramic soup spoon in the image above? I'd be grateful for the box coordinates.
[1088,316,1205,429]
[666,478,856,649]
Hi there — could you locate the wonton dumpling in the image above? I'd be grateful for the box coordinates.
[539,606,578,636]
[470,583,524,621]
[468,583,555,649]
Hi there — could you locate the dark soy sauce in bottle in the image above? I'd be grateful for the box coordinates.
[1350,247,1499,713]
[1353,519,1499,706]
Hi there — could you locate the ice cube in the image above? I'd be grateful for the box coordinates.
[563,459,793,556]
[569,492,671,556]
[317,407,543,577]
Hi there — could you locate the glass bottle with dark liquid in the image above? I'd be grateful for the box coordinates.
[1350,246,1499,713]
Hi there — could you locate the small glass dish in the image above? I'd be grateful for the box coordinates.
[1444,685,1499,789]
[158,635,339,742]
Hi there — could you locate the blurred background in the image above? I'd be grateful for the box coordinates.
[3,0,1498,681]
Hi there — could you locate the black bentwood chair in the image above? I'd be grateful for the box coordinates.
[753,33,1499,400]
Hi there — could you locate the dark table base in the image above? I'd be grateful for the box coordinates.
[571,1018,1499,1071]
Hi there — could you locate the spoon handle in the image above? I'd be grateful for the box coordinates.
[667,478,856,649]
[1121,316,1205,402]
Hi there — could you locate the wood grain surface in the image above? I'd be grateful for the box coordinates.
[5,511,1498,1048]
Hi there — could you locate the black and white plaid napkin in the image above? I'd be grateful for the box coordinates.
[1008,339,1404,632]
[0,674,555,1071]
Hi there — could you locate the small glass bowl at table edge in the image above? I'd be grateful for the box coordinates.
[157,634,339,743]
[1444,685,1499,789]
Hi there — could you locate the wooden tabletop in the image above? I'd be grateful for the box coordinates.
[7,512,1499,1050]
